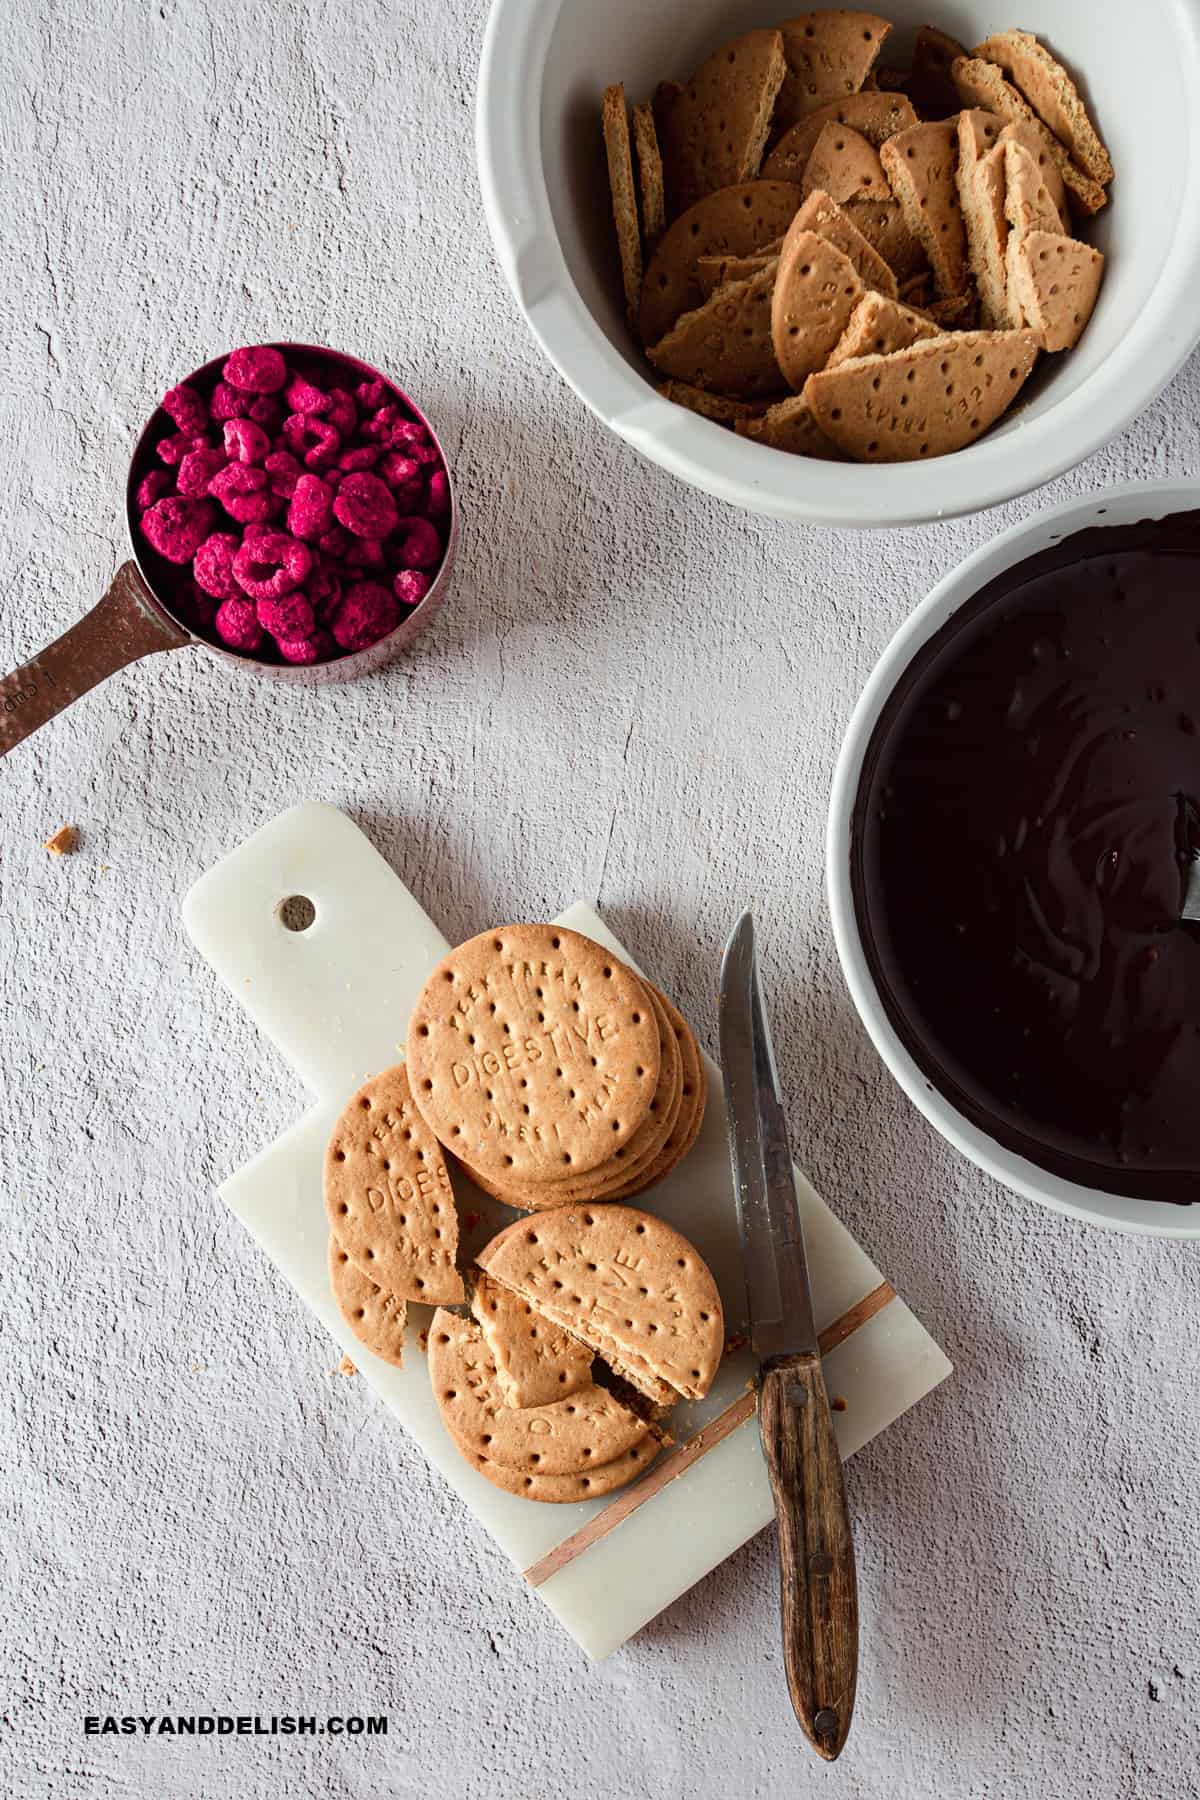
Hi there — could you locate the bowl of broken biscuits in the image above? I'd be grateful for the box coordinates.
[478,2,1200,525]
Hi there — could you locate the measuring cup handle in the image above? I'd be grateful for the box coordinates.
[0,561,190,761]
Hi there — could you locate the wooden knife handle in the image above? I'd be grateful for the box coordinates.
[759,1350,859,1760]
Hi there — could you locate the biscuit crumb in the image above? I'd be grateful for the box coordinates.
[44,825,78,856]
[725,1332,749,1354]
[832,1395,848,1412]
[337,1354,357,1377]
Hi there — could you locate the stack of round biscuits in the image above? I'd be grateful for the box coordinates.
[403,924,707,1212]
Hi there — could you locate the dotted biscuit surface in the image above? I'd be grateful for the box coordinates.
[477,1203,724,1403]
[328,1234,407,1368]
[406,925,661,1183]
[324,1062,464,1304]
[429,1310,651,1476]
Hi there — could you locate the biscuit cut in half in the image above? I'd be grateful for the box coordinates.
[791,188,897,299]
[803,328,1039,461]
[735,394,845,458]
[329,1235,407,1368]
[324,1063,464,1304]
[638,181,803,347]
[657,381,774,424]
[957,119,1010,330]
[429,1311,655,1500]
[696,251,776,301]
[762,91,917,182]
[1006,230,1104,352]
[602,85,643,324]
[907,24,967,119]
[477,1204,725,1407]
[1004,139,1065,237]
[472,1271,595,1409]
[879,120,970,301]
[998,120,1066,222]
[647,259,783,399]
[631,99,666,254]
[800,121,890,204]
[974,30,1112,186]
[657,29,787,217]
[774,11,892,132]
[771,229,866,391]
[950,57,1106,216]
[826,291,940,368]
[843,198,928,281]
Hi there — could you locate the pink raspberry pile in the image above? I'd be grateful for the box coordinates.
[136,346,450,663]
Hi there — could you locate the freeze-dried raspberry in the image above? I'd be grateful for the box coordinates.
[338,444,379,473]
[360,404,407,446]
[232,531,313,603]
[355,378,388,411]
[134,468,173,511]
[257,591,316,639]
[141,496,215,564]
[264,451,302,498]
[224,345,287,394]
[208,462,279,524]
[344,537,384,570]
[392,516,442,570]
[177,445,228,498]
[324,389,357,436]
[215,597,265,654]
[284,375,330,415]
[242,520,276,541]
[223,418,270,465]
[316,523,350,559]
[393,568,432,607]
[333,471,398,539]
[426,469,450,520]
[281,412,341,470]
[274,634,318,665]
[193,531,242,600]
[306,564,342,622]
[247,395,284,431]
[161,383,208,435]
[377,450,421,491]
[210,381,253,421]
[330,580,399,651]
[287,473,335,541]
[156,430,206,467]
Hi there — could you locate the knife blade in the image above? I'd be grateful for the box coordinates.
[719,908,859,1762]
[719,908,818,1364]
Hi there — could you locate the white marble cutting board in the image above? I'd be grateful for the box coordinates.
[182,802,951,1659]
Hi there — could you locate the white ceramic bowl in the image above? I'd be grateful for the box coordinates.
[827,479,1200,1236]
[478,1,1200,526]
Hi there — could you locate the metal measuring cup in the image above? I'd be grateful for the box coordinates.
[0,344,457,760]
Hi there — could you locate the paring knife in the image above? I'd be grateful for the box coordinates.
[719,910,859,1761]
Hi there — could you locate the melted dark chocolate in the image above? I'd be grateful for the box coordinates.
[851,510,1200,1202]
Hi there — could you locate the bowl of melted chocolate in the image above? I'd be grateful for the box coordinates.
[829,483,1200,1235]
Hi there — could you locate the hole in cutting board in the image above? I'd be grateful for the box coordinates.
[277,894,316,933]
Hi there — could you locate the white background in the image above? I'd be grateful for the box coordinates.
[1,1,1198,1795]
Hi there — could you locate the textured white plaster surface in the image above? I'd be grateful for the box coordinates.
[1,1,1199,1795]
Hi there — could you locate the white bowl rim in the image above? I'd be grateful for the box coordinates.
[826,477,1200,1237]
[476,0,1200,527]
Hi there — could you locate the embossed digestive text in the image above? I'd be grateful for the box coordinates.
[445,959,626,1153]
[359,1104,454,1270]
